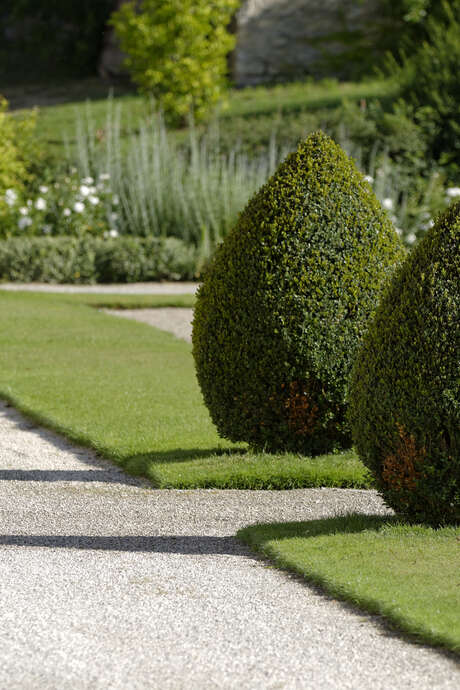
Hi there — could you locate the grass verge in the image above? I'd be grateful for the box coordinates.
[0,290,370,489]
[237,515,460,654]
[10,77,395,159]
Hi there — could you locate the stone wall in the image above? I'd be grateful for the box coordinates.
[233,0,381,86]
[98,0,382,86]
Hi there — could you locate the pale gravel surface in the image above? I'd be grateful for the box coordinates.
[1,401,459,689]
[1,302,459,688]
[104,307,194,342]
[0,281,198,294]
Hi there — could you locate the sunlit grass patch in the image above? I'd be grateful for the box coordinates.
[0,290,369,489]
[238,515,460,653]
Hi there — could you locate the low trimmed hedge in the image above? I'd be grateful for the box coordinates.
[0,235,198,283]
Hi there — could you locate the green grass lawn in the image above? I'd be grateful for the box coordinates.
[6,77,395,160]
[223,78,395,119]
[238,515,460,654]
[0,290,370,489]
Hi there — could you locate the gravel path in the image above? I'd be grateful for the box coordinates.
[103,308,194,342]
[0,282,198,294]
[1,400,459,689]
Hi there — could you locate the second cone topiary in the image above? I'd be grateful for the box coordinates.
[349,201,460,526]
[192,131,404,454]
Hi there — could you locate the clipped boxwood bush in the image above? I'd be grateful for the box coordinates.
[192,131,404,455]
[0,235,197,284]
[349,202,460,526]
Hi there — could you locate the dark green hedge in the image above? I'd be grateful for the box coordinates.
[192,131,404,455]
[0,235,197,283]
[349,201,460,526]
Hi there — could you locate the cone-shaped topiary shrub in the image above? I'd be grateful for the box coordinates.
[349,201,460,526]
[192,131,404,455]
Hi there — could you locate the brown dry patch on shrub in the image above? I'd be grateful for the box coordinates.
[282,381,318,437]
[382,423,426,491]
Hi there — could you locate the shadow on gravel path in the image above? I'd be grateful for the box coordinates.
[0,534,245,555]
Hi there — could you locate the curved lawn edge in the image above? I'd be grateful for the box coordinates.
[0,290,371,489]
[237,515,460,655]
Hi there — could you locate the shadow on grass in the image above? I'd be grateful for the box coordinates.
[125,447,246,467]
[239,513,395,541]
[123,447,248,487]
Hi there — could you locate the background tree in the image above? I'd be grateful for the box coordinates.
[110,0,239,124]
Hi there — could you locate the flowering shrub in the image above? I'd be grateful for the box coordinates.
[362,166,456,248]
[0,171,120,240]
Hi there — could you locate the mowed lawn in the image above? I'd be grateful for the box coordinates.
[238,515,460,654]
[0,291,369,489]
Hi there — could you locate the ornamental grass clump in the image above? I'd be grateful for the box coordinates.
[192,131,404,455]
[349,201,460,526]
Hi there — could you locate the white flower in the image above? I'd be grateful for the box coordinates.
[63,208,71,217]
[79,185,90,197]
[19,207,29,215]
[18,216,33,229]
[395,228,402,236]
[406,233,417,245]
[35,197,47,211]
[112,194,119,205]
[110,212,118,222]
[39,185,49,194]
[82,176,94,185]
[42,225,52,234]
[73,201,85,213]
[27,199,32,207]
[109,229,119,238]
[446,187,460,198]
[88,195,99,205]
[4,189,17,206]
[382,198,394,210]
[99,173,110,181]
[364,175,374,184]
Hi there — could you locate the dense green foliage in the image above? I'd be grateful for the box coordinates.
[349,202,460,526]
[0,1,114,82]
[311,0,455,79]
[110,0,238,123]
[387,1,460,176]
[0,236,197,283]
[193,131,404,454]
[0,291,369,489]
[0,97,39,196]
[238,515,460,653]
